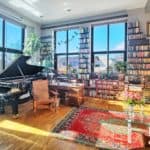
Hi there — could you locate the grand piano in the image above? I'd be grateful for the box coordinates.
[0,55,44,114]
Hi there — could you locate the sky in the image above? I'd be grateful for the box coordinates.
[0,18,22,50]
[0,18,2,47]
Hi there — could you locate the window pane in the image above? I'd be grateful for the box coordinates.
[68,29,79,53]
[109,23,125,51]
[5,53,20,68]
[93,25,107,52]
[109,53,124,72]
[68,55,79,73]
[5,22,22,50]
[94,54,107,73]
[57,55,67,74]
[56,31,67,53]
[0,18,2,47]
[0,52,3,72]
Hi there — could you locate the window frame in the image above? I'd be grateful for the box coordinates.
[0,17,25,70]
[54,27,80,74]
[92,21,127,73]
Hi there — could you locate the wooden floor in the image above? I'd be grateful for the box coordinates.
[0,98,150,150]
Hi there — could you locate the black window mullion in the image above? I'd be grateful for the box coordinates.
[21,28,25,50]
[124,22,127,62]
[91,26,94,73]
[54,31,57,70]
[107,24,109,74]
[66,30,69,73]
[2,19,5,69]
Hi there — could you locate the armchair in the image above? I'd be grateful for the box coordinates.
[32,79,58,112]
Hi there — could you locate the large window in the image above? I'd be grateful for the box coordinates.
[5,21,22,50]
[55,28,79,74]
[93,22,126,73]
[0,18,2,47]
[0,52,2,72]
[0,17,24,71]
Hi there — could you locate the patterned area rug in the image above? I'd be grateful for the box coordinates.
[52,107,148,149]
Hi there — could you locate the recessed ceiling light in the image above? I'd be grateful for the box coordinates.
[66,8,72,12]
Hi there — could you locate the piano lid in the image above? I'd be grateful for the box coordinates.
[0,55,44,79]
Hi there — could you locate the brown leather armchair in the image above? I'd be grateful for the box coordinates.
[32,79,58,112]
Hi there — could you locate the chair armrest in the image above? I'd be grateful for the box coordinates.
[49,90,58,96]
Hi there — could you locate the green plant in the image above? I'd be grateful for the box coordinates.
[24,32,41,55]
[114,61,126,73]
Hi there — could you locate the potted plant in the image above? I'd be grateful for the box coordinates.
[114,61,126,73]
[24,32,41,56]
[23,32,42,65]
[126,91,144,120]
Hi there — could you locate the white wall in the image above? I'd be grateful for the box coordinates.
[0,3,41,36]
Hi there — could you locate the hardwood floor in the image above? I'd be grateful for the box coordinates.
[0,98,150,150]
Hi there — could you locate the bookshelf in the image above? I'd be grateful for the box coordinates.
[40,36,53,68]
[127,21,150,76]
[78,27,90,81]
[96,80,124,100]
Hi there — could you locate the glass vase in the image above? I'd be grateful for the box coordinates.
[128,104,134,121]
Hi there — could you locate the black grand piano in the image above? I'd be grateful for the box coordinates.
[0,55,44,115]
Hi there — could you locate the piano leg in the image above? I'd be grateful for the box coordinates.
[0,101,5,114]
[0,96,6,114]
[10,99,18,115]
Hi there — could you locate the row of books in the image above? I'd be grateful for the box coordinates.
[128,64,150,69]
[128,28,140,34]
[79,64,88,68]
[128,51,150,57]
[78,74,90,79]
[128,70,150,76]
[128,58,150,63]
[80,38,90,43]
[80,27,89,33]
[128,45,150,51]
[128,34,144,40]
[128,21,140,28]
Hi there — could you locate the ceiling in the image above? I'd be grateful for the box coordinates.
[0,0,147,25]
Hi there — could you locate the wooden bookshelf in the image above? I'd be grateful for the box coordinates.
[78,27,90,81]
[95,79,124,100]
[127,21,150,76]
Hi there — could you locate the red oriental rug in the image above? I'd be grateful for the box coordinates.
[52,107,148,149]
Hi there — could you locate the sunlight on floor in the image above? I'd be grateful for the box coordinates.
[0,120,49,136]
[0,119,75,140]
[0,130,41,146]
